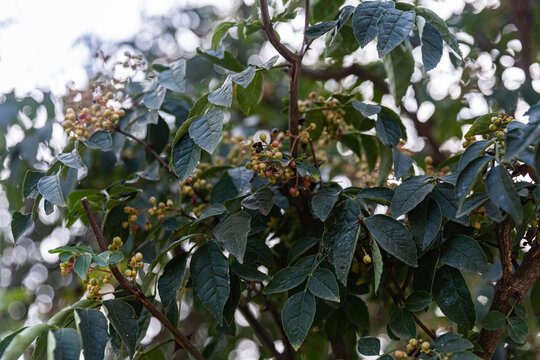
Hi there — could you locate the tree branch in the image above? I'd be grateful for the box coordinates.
[258,0,297,63]
[81,198,204,360]
[239,304,285,360]
[114,126,170,173]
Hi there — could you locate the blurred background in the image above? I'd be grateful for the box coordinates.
[0,0,539,358]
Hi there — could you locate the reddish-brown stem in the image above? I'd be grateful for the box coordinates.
[81,198,204,360]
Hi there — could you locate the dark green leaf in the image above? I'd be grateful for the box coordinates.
[305,20,339,39]
[340,133,362,159]
[351,100,381,116]
[103,300,137,355]
[74,309,109,360]
[352,1,395,47]
[390,176,434,218]
[311,187,340,221]
[377,9,415,57]
[447,351,481,360]
[158,59,186,92]
[263,267,308,294]
[431,183,469,226]
[421,22,443,71]
[57,149,87,171]
[357,337,380,356]
[227,167,253,195]
[371,239,383,293]
[464,113,497,138]
[288,237,319,264]
[214,211,251,263]
[236,71,264,115]
[455,156,492,201]
[507,316,528,344]
[231,66,257,88]
[356,187,394,205]
[440,235,488,273]
[197,203,228,222]
[83,131,113,151]
[433,266,476,329]
[231,261,269,281]
[282,291,316,350]
[170,134,200,182]
[136,161,160,181]
[409,198,442,250]
[11,212,32,243]
[158,253,188,328]
[481,310,506,330]
[189,109,224,154]
[141,84,166,109]
[307,268,340,302]
[190,241,230,322]
[376,114,402,147]
[52,328,81,360]
[197,48,245,72]
[456,193,489,218]
[415,6,462,57]
[392,147,413,180]
[457,140,492,172]
[486,165,523,224]
[405,291,432,312]
[383,46,414,105]
[413,249,439,293]
[22,170,44,198]
[389,308,416,339]
[438,338,474,353]
[1,324,49,360]
[241,188,274,216]
[365,214,417,267]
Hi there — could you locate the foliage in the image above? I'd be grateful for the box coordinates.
[1,1,540,360]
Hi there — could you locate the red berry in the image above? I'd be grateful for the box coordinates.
[271,140,279,148]
[289,187,297,196]
[289,161,296,168]
[190,198,196,205]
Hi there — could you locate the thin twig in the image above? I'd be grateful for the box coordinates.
[81,198,204,360]
[239,304,284,360]
[114,126,170,173]
[301,0,310,55]
[308,138,323,188]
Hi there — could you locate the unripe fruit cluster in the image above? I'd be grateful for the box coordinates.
[108,236,124,251]
[488,112,512,138]
[125,252,144,278]
[59,259,73,276]
[62,92,125,141]
[86,278,102,299]
[246,136,294,184]
[395,338,431,359]
[298,92,346,139]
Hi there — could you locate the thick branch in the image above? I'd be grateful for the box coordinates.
[258,0,297,63]
[81,198,204,360]
[239,304,284,360]
[476,228,540,359]
[496,220,513,281]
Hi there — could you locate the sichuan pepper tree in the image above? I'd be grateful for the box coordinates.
[3,1,540,360]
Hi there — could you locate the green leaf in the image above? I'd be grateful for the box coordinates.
[433,266,476,329]
[486,165,523,224]
[263,267,308,294]
[481,310,506,330]
[376,9,415,57]
[83,131,113,151]
[457,140,492,172]
[352,1,395,47]
[361,134,379,171]
[1,324,49,360]
[11,212,32,243]
[383,46,414,105]
[103,300,137,355]
[507,316,528,344]
[74,309,109,360]
[197,203,228,222]
[376,114,401,147]
[365,214,417,267]
[23,170,44,198]
[307,268,340,302]
[50,328,81,360]
[214,211,251,263]
[431,183,469,226]
[158,253,188,328]
[170,134,201,182]
[311,187,340,221]
[231,66,257,88]
[73,254,92,279]
[356,187,394,205]
[455,156,492,201]
[464,113,497,138]
[212,21,235,51]
[190,241,230,322]
[288,237,319,264]
[413,249,439,293]
[57,149,86,171]
[197,48,245,72]
[440,235,488,273]
[231,261,270,281]
[456,193,489,218]
[447,352,481,360]
[392,147,413,180]
[171,94,210,145]
[390,176,434,218]
[414,6,462,57]
[142,84,166,109]
[371,239,383,293]
[189,109,224,154]
[227,167,253,195]
[357,337,380,356]
[236,71,264,115]
[340,134,362,159]
[421,22,443,71]
[208,76,233,107]
[405,291,432,312]
[409,198,442,250]
[305,20,339,39]
[389,308,416,339]
[325,198,361,284]
[241,188,274,216]
[282,291,316,350]
[37,174,66,207]
[158,59,186,92]
[329,6,356,44]
[351,100,381,116]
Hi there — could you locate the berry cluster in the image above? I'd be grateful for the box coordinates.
[59,259,74,276]
[245,133,294,185]
[62,92,125,141]
[124,252,143,279]
[488,112,512,138]
[118,51,146,71]
[108,236,124,251]
[86,278,103,299]
[394,338,436,359]
[298,92,346,139]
